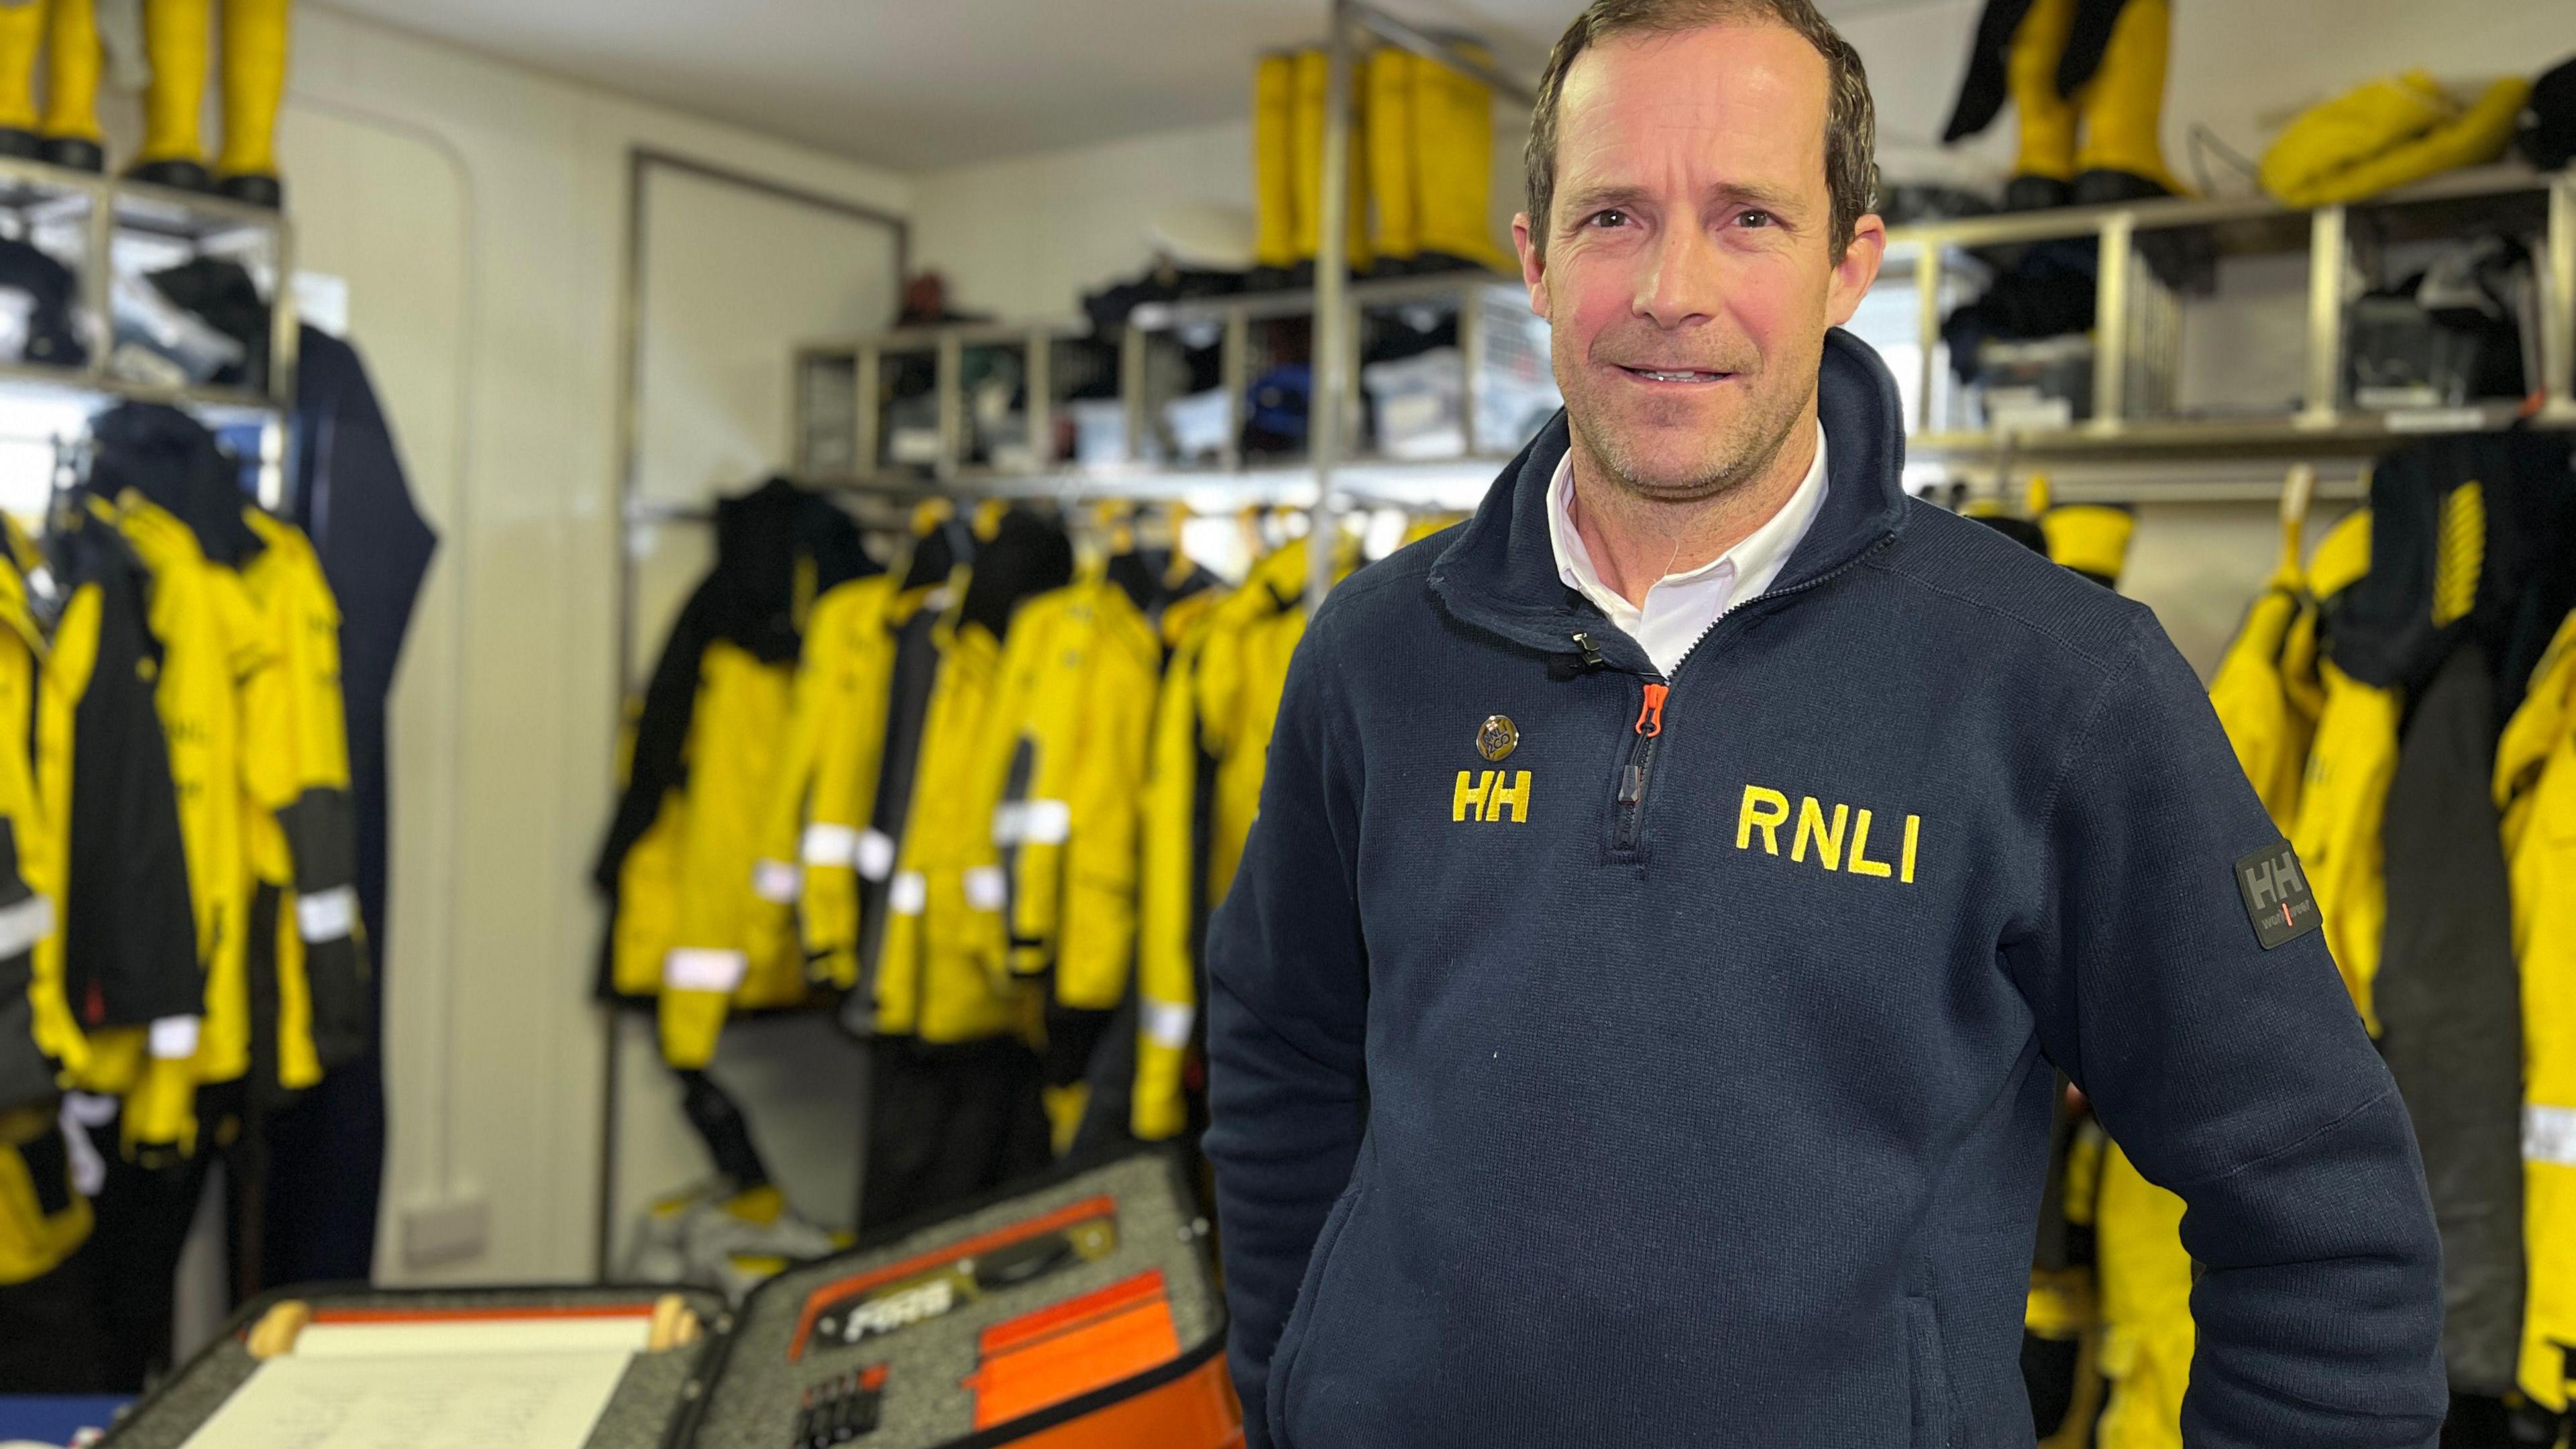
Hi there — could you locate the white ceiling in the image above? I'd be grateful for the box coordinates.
[314,0,1936,172]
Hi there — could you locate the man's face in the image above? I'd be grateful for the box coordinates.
[1515,23,1884,502]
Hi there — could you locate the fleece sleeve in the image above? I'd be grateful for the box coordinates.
[2008,614,2446,1449]
[1202,603,1369,1449]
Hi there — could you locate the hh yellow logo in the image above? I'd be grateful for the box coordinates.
[1735,785,1920,884]
[1453,769,1532,824]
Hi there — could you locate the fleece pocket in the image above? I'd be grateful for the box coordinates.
[1907,1295,1953,1449]
[1269,1173,1370,1449]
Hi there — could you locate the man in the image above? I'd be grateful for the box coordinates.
[1203,3,2447,1446]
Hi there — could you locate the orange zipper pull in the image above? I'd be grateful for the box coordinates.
[1634,682,1668,737]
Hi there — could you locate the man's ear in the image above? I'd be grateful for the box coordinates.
[1825,213,1886,328]
[1513,211,1548,320]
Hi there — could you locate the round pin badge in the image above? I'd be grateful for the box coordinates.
[1477,715,1518,761]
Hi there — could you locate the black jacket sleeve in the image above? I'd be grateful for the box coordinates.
[2008,614,2446,1448]
[1202,605,1369,1449]
[65,564,198,1027]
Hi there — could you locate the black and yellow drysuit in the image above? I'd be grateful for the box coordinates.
[0,543,83,1293]
[2498,608,2576,1413]
[972,550,1219,1154]
[595,478,873,1193]
[870,510,1071,1048]
[1132,537,1350,1142]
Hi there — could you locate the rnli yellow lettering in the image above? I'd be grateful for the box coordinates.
[1736,782,1923,886]
[1737,786,1789,855]
[1847,809,1894,878]
[1453,770,1493,822]
[1791,797,1848,870]
[1486,770,1532,824]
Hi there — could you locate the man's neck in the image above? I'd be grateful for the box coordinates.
[1570,411,1819,608]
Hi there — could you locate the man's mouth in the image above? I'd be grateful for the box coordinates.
[1615,365,1734,384]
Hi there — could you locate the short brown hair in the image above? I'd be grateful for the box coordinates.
[1522,0,1880,262]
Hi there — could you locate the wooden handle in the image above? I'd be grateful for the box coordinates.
[647,1295,702,1352]
[246,1301,311,1360]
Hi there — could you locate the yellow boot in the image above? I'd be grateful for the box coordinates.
[1252,53,1298,286]
[0,0,43,160]
[1366,47,1419,272]
[129,0,209,190]
[2004,0,2080,209]
[1410,39,1509,272]
[1290,47,1369,282]
[215,0,287,206]
[39,0,102,171]
[2070,0,2177,204]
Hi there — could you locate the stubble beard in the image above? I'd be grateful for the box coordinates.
[1560,347,1809,511]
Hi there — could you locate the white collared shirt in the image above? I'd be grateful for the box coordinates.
[1545,422,1829,678]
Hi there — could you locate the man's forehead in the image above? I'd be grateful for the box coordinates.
[1554,23,1828,182]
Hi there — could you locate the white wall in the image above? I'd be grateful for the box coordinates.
[267,6,912,1288]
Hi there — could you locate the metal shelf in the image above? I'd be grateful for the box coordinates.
[0,149,297,427]
[1882,164,2576,460]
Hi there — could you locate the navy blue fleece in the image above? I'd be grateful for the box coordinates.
[1204,329,2444,1448]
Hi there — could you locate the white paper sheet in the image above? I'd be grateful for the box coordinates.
[294,1317,653,1358]
[178,1348,632,1449]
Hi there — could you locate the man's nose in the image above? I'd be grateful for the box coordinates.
[1633,226,1723,329]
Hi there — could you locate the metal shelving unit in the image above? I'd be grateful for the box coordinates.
[783,1,1540,609]
[0,151,299,501]
[1884,162,2575,462]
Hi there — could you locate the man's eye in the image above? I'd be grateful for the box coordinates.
[1735,210,1775,228]
[1587,209,1629,229]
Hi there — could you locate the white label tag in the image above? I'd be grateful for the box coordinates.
[665,949,749,993]
[1022,800,1073,846]
[963,866,1007,912]
[802,823,859,867]
[888,872,927,916]
[148,1015,201,1061]
[753,860,802,903]
[0,892,52,957]
[2527,1104,2576,1167]
[297,886,357,943]
[857,830,898,882]
[1143,999,1196,1049]
[991,802,1028,845]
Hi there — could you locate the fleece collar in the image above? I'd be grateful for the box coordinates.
[1428,327,1911,670]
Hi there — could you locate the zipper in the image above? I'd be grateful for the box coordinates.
[1613,678,1667,853]
[1586,529,1899,859]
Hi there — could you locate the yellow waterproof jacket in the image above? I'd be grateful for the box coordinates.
[238,511,371,1091]
[1132,539,1351,1140]
[595,482,874,1067]
[1199,541,1330,897]
[118,497,266,1141]
[974,575,1165,1008]
[650,640,805,1068]
[2498,608,2576,1409]
[871,614,1025,1044]
[1133,589,1226,1142]
[759,574,904,994]
[2285,511,2393,1032]
[24,508,199,1157]
[0,560,85,1288]
[2206,570,2318,826]
[2261,70,2532,208]
[0,553,66,1114]
[2092,1143,2194,1449]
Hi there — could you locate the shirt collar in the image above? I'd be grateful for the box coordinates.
[1545,421,1831,615]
